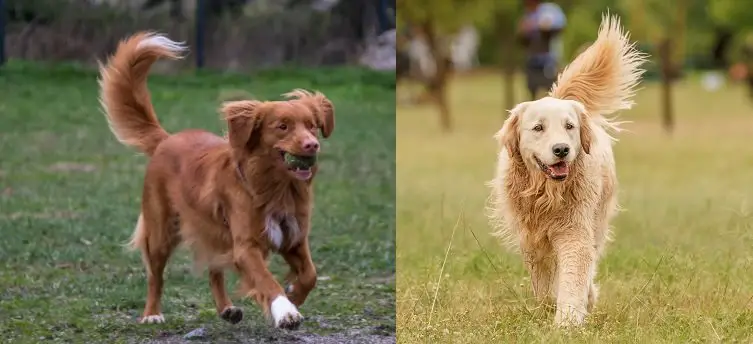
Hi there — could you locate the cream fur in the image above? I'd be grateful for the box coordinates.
[487,14,646,327]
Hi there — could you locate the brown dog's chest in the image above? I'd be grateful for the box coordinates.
[263,212,302,251]
[213,197,304,252]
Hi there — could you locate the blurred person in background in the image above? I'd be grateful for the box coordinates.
[517,0,566,100]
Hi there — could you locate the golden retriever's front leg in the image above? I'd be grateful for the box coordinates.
[551,233,595,327]
[523,251,556,309]
[282,237,317,307]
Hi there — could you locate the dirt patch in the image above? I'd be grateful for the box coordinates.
[48,162,97,173]
[0,210,80,220]
[142,326,395,344]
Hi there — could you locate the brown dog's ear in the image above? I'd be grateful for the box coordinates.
[221,100,264,151]
[568,100,592,155]
[284,89,335,138]
[314,94,335,138]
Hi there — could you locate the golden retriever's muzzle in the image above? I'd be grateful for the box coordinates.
[534,155,569,181]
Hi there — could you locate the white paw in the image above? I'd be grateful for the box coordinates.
[554,305,586,327]
[270,295,303,330]
[140,314,165,324]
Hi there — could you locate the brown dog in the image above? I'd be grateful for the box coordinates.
[98,32,335,329]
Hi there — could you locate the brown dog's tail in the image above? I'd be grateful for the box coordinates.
[98,32,187,156]
[549,14,647,117]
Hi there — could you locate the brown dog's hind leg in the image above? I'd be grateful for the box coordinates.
[209,269,243,324]
[136,190,179,324]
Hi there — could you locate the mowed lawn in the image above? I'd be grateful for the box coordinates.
[0,63,395,343]
[397,73,753,343]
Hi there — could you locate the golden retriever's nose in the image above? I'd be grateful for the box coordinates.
[302,140,320,154]
[552,143,570,158]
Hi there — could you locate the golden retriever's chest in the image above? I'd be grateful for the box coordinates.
[507,191,573,240]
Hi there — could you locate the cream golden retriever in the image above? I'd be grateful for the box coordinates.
[487,15,646,327]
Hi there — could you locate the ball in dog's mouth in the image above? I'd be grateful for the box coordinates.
[282,151,317,180]
[535,157,569,181]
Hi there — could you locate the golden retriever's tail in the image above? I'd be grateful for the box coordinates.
[549,13,647,118]
[98,32,187,156]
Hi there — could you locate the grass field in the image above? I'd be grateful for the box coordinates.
[397,73,753,343]
[0,62,395,343]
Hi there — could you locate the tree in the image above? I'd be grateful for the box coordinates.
[708,0,753,32]
[618,0,690,133]
[396,0,499,132]
[489,1,521,115]
[708,0,753,100]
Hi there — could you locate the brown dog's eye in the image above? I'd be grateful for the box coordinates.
[565,123,574,130]
[278,123,288,131]
[533,124,544,132]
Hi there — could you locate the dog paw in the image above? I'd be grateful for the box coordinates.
[270,295,303,330]
[140,314,165,324]
[220,306,244,324]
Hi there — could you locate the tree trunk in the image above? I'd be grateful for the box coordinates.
[421,22,453,132]
[499,32,516,118]
[658,38,674,133]
[502,66,516,116]
[496,15,516,116]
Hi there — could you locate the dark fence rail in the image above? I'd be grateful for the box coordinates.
[0,0,395,71]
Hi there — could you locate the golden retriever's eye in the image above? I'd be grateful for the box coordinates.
[278,123,288,131]
[533,124,544,132]
[565,123,574,130]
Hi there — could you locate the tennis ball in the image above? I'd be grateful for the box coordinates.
[284,153,317,169]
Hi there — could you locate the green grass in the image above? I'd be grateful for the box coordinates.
[0,61,395,343]
[397,73,753,343]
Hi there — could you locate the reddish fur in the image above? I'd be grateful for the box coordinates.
[99,32,334,323]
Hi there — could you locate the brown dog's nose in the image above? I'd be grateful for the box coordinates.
[302,140,320,153]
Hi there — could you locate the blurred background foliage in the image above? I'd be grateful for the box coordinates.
[398,0,753,74]
[396,0,753,132]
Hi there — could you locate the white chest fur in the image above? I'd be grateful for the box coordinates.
[265,214,301,250]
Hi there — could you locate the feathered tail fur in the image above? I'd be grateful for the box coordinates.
[549,14,647,119]
[98,32,186,253]
[98,32,187,156]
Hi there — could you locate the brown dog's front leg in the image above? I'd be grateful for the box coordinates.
[233,242,303,330]
[208,269,243,324]
[282,238,317,306]
[229,208,303,330]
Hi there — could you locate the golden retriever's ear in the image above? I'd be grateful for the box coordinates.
[502,115,520,158]
[284,89,335,138]
[221,100,264,151]
[568,100,592,155]
[497,101,529,159]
